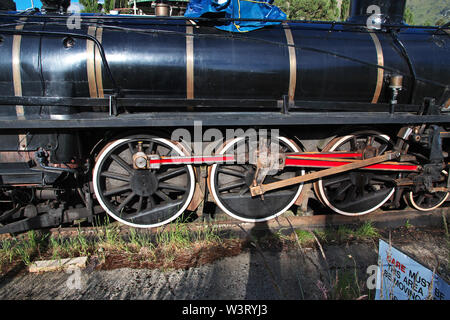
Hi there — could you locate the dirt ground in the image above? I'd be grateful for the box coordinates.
[0,226,448,300]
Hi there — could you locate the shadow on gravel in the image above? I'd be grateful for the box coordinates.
[244,222,284,299]
[0,262,26,292]
[0,229,51,291]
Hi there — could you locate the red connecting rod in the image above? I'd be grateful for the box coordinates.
[146,152,419,172]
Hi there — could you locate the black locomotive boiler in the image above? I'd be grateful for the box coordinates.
[0,0,449,233]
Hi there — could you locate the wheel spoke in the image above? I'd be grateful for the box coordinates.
[329,181,352,201]
[127,200,183,220]
[218,167,246,178]
[111,154,133,174]
[349,136,358,150]
[136,196,143,212]
[117,192,136,212]
[218,180,246,193]
[338,189,390,210]
[322,175,351,187]
[147,141,154,154]
[378,143,389,155]
[147,195,156,208]
[103,184,131,197]
[128,142,135,156]
[155,190,170,201]
[239,185,250,195]
[156,168,186,181]
[415,194,425,206]
[101,171,131,182]
[159,183,187,192]
[343,185,357,203]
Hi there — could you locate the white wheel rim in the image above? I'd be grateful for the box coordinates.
[317,134,395,216]
[408,191,449,212]
[210,136,304,223]
[93,138,195,228]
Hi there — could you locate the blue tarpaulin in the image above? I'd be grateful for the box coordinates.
[184,0,286,32]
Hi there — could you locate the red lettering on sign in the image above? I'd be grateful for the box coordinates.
[387,255,406,273]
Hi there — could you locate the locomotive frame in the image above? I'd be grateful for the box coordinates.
[0,0,450,234]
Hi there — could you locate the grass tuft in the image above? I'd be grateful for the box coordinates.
[294,229,315,245]
[331,269,364,300]
[355,221,379,239]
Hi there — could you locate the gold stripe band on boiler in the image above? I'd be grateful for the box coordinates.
[87,26,104,98]
[369,31,384,104]
[12,18,27,150]
[283,22,297,105]
[186,22,194,100]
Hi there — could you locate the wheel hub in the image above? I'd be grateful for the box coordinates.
[130,171,158,197]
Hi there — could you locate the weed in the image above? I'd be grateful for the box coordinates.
[105,225,121,246]
[294,229,315,245]
[193,224,221,244]
[0,239,14,265]
[442,213,449,238]
[316,279,329,299]
[331,269,363,300]
[405,219,412,229]
[9,230,48,265]
[75,230,90,256]
[49,236,63,260]
[127,228,155,254]
[156,222,191,249]
[95,216,124,251]
[48,229,94,260]
[14,246,31,265]
[313,229,327,242]
[337,226,354,240]
[355,221,379,239]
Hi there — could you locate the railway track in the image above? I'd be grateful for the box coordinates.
[1,206,445,241]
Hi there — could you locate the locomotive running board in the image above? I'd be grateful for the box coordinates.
[250,151,401,196]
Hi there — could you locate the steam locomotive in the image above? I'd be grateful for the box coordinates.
[0,0,449,233]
